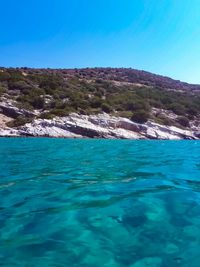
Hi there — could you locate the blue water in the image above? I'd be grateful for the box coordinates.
[0,139,200,267]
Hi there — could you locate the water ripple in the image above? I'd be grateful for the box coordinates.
[0,139,200,267]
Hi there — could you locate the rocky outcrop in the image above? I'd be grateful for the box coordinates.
[143,122,196,140]
[194,131,200,138]
[0,113,198,139]
[0,97,36,118]
[17,114,143,139]
[0,128,20,137]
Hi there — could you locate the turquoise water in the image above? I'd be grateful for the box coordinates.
[0,139,200,267]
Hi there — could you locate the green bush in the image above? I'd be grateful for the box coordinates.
[154,113,174,126]
[7,116,33,128]
[50,108,70,117]
[177,116,190,127]
[0,86,6,96]
[90,97,103,108]
[40,112,55,119]
[116,111,133,119]
[8,80,31,91]
[131,110,150,123]
[8,70,24,82]
[101,103,112,113]
[168,103,186,116]
[30,96,45,109]
[187,107,198,116]
[16,101,34,111]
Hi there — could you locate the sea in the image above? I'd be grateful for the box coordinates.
[0,138,200,267]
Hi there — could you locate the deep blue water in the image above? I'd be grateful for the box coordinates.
[0,139,200,267]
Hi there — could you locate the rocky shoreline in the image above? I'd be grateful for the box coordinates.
[0,113,199,140]
[0,67,200,140]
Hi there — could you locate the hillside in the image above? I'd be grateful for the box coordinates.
[0,67,200,139]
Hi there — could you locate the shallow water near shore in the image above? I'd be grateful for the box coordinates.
[0,138,200,267]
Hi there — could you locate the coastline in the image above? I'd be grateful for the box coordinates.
[0,113,199,140]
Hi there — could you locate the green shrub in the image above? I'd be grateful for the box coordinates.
[50,108,70,117]
[8,70,24,82]
[0,86,6,96]
[40,112,55,119]
[177,116,190,127]
[101,103,112,113]
[90,97,102,108]
[131,110,150,123]
[116,111,133,119]
[7,116,33,127]
[30,96,45,109]
[16,101,34,111]
[168,103,186,115]
[154,114,174,126]
[8,80,31,91]
[187,107,198,116]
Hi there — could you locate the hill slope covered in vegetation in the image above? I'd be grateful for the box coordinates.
[0,67,200,130]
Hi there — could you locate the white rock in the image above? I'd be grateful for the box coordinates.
[0,113,198,139]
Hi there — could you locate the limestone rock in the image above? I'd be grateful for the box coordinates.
[0,112,198,139]
[0,97,36,118]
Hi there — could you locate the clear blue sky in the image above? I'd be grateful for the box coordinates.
[1,0,200,83]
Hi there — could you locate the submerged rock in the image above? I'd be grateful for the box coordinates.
[183,225,200,239]
[130,257,162,267]
[165,243,179,254]
[122,214,147,228]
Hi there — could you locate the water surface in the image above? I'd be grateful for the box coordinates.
[0,139,200,267]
